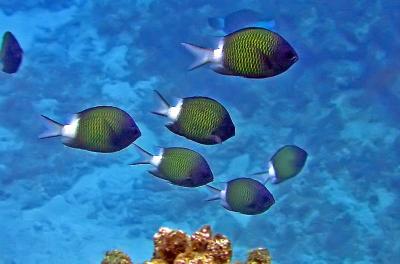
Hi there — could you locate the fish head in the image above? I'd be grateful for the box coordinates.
[191,162,214,186]
[273,40,298,72]
[213,115,235,142]
[250,184,275,213]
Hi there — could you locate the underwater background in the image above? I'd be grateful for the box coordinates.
[0,0,399,263]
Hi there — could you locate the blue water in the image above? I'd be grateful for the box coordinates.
[0,1,399,263]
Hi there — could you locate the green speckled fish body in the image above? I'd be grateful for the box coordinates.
[155,147,213,187]
[221,28,297,78]
[182,27,297,79]
[168,97,235,145]
[65,106,141,153]
[224,178,275,215]
[270,145,308,183]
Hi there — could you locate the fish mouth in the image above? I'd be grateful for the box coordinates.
[291,54,299,63]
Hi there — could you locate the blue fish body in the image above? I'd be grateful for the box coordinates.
[208,9,276,34]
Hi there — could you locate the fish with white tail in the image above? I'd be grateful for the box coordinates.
[206,177,275,215]
[182,27,298,78]
[152,90,235,145]
[39,106,141,153]
[131,145,214,187]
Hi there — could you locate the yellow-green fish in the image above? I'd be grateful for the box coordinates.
[254,145,308,184]
[0,31,23,74]
[152,90,235,145]
[182,27,297,78]
[39,106,141,153]
[131,145,214,187]
[206,178,275,215]
[268,145,307,183]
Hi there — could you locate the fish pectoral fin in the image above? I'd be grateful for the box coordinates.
[249,45,274,71]
[179,177,194,187]
[261,54,274,71]
[248,201,259,209]
[207,134,222,144]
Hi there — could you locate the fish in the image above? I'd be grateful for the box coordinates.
[131,145,214,187]
[208,9,276,35]
[39,106,141,153]
[255,145,308,184]
[206,177,275,215]
[0,31,23,74]
[152,90,235,145]
[182,27,298,79]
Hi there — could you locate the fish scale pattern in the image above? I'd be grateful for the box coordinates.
[178,97,226,140]
[272,146,307,180]
[223,28,280,78]
[158,148,201,182]
[226,179,258,212]
[69,106,136,152]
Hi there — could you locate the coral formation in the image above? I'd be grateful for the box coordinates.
[246,248,272,264]
[101,250,133,264]
[147,225,232,264]
[103,225,271,263]
[152,227,189,263]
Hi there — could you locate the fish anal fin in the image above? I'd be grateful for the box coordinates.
[210,64,235,76]
[165,122,180,134]
[148,169,168,180]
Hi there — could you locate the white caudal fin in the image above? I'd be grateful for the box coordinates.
[130,144,154,165]
[151,90,170,118]
[181,42,213,70]
[39,115,63,139]
[205,185,221,202]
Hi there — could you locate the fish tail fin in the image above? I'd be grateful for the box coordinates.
[130,144,154,165]
[151,90,170,117]
[208,17,225,30]
[251,171,271,185]
[205,184,221,202]
[39,115,63,139]
[181,42,213,71]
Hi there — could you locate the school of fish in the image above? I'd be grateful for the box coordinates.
[2,9,308,216]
